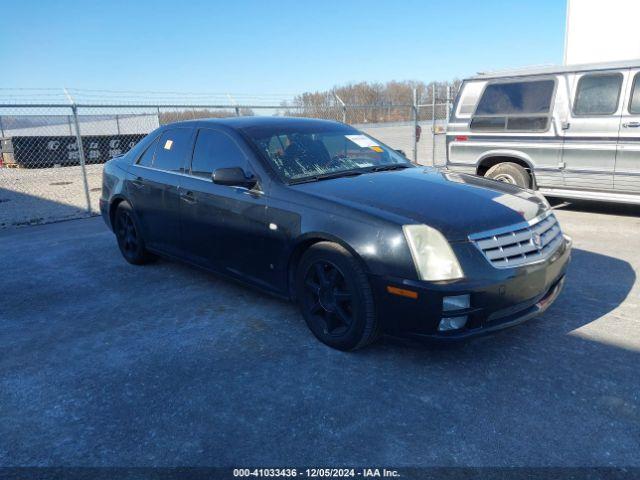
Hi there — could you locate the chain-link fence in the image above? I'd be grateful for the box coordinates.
[0,88,454,228]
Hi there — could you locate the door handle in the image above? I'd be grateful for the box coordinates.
[180,190,197,204]
[131,177,145,189]
[622,121,640,128]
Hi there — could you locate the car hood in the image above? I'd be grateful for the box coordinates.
[292,167,548,241]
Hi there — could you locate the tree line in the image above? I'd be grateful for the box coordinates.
[154,79,462,125]
[279,79,462,123]
[158,108,254,124]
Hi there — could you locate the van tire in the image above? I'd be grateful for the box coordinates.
[485,162,531,188]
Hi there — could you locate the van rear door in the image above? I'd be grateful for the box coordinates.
[561,70,627,190]
[615,69,640,192]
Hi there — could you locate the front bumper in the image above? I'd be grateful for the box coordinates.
[371,235,572,340]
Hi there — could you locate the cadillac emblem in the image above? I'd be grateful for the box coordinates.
[532,232,543,249]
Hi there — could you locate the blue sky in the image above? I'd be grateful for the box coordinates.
[2,0,566,95]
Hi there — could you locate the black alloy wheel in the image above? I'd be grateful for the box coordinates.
[116,210,138,257]
[114,202,154,265]
[303,260,354,336]
[296,241,380,350]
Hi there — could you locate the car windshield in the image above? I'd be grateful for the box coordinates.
[242,123,413,182]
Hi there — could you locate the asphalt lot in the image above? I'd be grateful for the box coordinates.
[1,201,639,467]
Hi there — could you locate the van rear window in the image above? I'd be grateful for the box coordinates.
[469,116,506,130]
[506,116,549,131]
[470,79,555,132]
[476,80,555,115]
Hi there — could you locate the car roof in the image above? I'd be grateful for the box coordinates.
[162,116,348,131]
[467,58,640,81]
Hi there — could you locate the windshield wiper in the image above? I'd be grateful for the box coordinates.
[289,169,366,185]
[370,164,412,173]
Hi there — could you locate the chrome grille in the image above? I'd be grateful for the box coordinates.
[469,212,563,269]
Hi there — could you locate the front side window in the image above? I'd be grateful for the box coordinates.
[573,73,622,115]
[471,79,555,132]
[629,73,640,114]
[242,124,411,182]
[153,128,192,172]
[190,128,249,179]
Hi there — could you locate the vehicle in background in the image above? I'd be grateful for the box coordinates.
[446,59,640,204]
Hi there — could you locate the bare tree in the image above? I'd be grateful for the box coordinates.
[284,79,461,123]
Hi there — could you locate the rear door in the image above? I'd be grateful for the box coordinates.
[127,127,193,256]
[615,69,640,192]
[561,71,626,190]
[179,127,273,290]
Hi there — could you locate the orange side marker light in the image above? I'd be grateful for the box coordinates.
[386,286,418,299]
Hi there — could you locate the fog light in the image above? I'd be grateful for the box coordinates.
[443,294,470,311]
[438,316,468,331]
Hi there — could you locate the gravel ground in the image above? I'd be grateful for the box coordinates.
[0,164,103,227]
[1,201,639,467]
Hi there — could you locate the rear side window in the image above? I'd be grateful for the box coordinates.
[629,73,640,114]
[456,81,485,117]
[573,73,622,115]
[471,79,555,132]
[475,80,555,115]
[153,128,192,172]
[190,128,248,179]
[137,138,158,167]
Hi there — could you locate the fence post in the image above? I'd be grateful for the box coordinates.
[334,93,347,123]
[70,104,93,214]
[412,88,418,162]
[0,115,4,138]
[431,84,436,165]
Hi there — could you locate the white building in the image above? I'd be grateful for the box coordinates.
[564,0,640,65]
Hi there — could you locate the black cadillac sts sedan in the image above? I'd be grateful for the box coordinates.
[100,117,571,350]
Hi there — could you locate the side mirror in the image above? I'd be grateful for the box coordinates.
[395,149,406,157]
[212,167,257,189]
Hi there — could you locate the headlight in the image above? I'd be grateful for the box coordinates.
[403,225,464,281]
[534,191,551,209]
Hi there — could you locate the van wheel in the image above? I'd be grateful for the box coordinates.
[485,162,531,188]
[295,242,380,351]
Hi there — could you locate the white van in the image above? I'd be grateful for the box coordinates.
[445,60,640,204]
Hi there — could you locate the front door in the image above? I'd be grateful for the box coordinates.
[561,71,626,190]
[179,127,273,290]
[615,69,640,192]
[127,127,193,255]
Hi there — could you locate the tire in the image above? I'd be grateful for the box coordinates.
[113,201,155,265]
[485,162,531,188]
[295,241,380,351]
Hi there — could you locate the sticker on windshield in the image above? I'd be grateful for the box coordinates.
[164,139,173,150]
[345,134,379,149]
